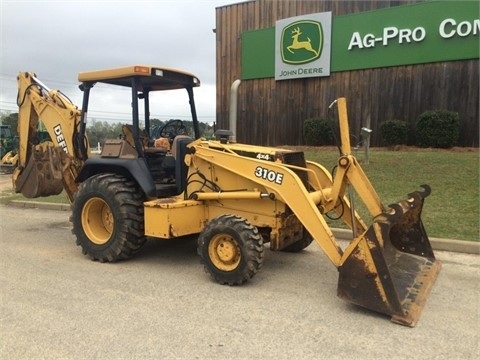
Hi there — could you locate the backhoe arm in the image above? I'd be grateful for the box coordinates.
[13,72,88,201]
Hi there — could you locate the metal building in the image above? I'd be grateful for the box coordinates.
[215,0,479,147]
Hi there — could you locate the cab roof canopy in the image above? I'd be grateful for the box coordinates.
[77,65,200,91]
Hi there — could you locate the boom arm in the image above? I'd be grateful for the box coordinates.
[13,72,89,201]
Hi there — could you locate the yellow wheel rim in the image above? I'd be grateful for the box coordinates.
[81,197,114,245]
[208,234,241,271]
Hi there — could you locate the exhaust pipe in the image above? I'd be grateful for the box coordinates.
[229,79,241,143]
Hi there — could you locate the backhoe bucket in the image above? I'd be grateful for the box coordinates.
[14,145,65,198]
[337,185,441,326]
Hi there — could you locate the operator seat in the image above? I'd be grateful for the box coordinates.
[121,124,150,150]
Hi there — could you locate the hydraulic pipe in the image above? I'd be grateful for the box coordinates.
[192,190,273,201]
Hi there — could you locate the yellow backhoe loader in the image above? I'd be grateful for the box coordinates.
[13,66,441,326]
[0,125,18,173]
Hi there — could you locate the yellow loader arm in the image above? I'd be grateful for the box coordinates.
[329,99,441,326]
[182,98,440,326]
[13,72,89,201]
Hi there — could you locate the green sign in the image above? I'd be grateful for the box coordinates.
[242,28,275,80]
[241,0,479,80]
[275,13,332,80]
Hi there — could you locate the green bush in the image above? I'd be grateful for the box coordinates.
[379,119,408,146]
[304,118,335,146]
[415,110,459,148]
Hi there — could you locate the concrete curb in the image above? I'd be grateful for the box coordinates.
[331,228,480,255]
[8,200,480,255]
[9,200,71,212]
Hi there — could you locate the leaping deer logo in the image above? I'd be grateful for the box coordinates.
[281,21,322,64]
[287,27,319,57]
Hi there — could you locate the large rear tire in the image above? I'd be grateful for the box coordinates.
[197,214,264,285]
[71,173,146,262]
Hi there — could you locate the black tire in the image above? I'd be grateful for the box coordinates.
[197,214,264,285]
[281,228,313,252]
[71,173,146,262]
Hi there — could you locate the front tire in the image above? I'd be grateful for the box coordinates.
[197,214,264,285]
[71,173,146,262]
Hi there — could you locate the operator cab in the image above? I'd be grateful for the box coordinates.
[76,65,201,198]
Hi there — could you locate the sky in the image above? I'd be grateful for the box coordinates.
[0,0,241,125]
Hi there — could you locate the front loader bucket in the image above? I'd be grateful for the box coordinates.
[337,185,441,326]
[14,145,65,198]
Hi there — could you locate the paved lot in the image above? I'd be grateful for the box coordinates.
[0,174,12,191]
[0,204,479,359]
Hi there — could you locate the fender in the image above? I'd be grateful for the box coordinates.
[76,157,156,198]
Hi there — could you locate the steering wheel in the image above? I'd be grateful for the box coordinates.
[156,120,187,142]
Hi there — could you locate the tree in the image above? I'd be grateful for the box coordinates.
[86,120,124,147]
[0,112,215,149]
[0,112,19,135]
